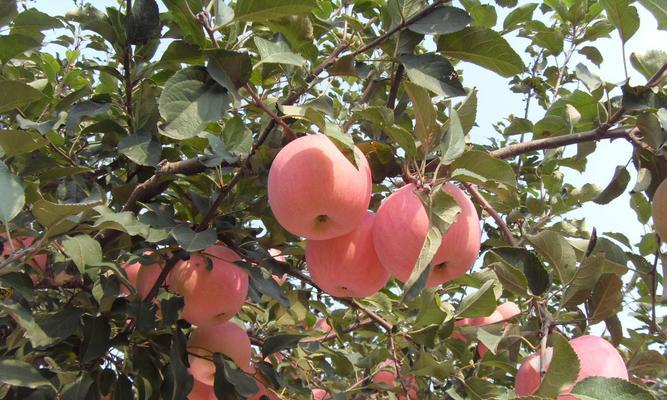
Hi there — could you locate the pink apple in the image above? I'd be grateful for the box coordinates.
[120,251,164,299]
[188,321,254,386]
[453,302,521,356]
[168,245,249,327]
[306,211,389,298]
[187,379,213,400]
[1,234,48,278]
[268,248,287,285]
[313,318,332,332]
[652,178,667,241]
[268,134,372,240]
[515,335,628,398]
[373,183,481,287]
[372,359,418,400]
[311,388,331,400]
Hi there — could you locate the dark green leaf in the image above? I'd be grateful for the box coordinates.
[570,377,657,399]
[404,81,440,151]
[0,359,53,389]
[162,330,194,400]
[262,334,306,356]
[0,161,25,224]
[535,333,580,397]
[0,34,40,63]
[0,80,45,113]
[526,230,577,283]
[503,3,538,33]
[170,225,217,252]
[588,273,623,324]
[593,166,630,205]
[450,150,517,188]
[127,0,161,45]
[80,316,111,364]
[207,49,252,98]
[65,100,112,136]
[118,131,161,166]
[234,0,317,21]
[398,53,465,98]
[408,6,471,35]
[457,280,496,317]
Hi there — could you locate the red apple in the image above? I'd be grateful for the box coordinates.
[372,359,418,400]
[1,234,48,278]
[268,248,287,285]
[515,335,628,398]
[268,134,372,240]
[187,379,213,400]
[652,178,667,241]
[311,388,331,400]
[188,321,254,386]
[306,211,389,298]
[373,183,481,287]
[120,251,164,299]
[168,245,248,327]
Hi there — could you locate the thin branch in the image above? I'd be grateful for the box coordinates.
[348,299,393,332]
[462,182,518,247]
[142,255,181,303]
[386,64,404,109]
[646,62,667,87]
[245,84,297,140]
[351,0,450,57]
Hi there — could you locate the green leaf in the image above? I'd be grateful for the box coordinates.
[457,280,496,318]
[464,377,502,400]
[0,0,17,28]
[407,5,471,35]
[262,334,306,356]
[630,50,667,82]
[487,247,549,295]
[0,162,25,224]
[0,130,48,157]
[535,333,580,397]
[561,253,606,307]
[504,117,533,136]
[0,301,51,348]
[207,49,252,99]
[0,359,53,389]
[65,100,112,136]
[570,377,657,399]
[398,53,466,98]
[575,63,603,92]
[456,88,478,134]
[62,234,103,273]
[404,81,440,151]
[32,196,103,228]
[450,150,517,188]
[0,80,45,113]
[526,230,577,283]
[638,0,667,30]
[92,206,151,237]
[440,108,465,165]
[600,0,640,42]
[162,0,206,46]
[222,115,252,157]
[254,37,306,67]
[158,66,230,140]
[438,27,525,78]
[61,374,93,400]
[163,330,194,400]
[127,0,160,45]
[80,315,111,364]
[588,273,623,324]
[467,3,497,29]
[0,34,40,63]
[579,46,604,66]
[385,125,418,159]
[118,131,161,166]
[503,2,538,33]
[214,0,235,26]
[170,225,217,252]
[234,0,316,21]
[593,166,630,205]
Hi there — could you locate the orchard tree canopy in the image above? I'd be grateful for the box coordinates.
[0,0,666,398]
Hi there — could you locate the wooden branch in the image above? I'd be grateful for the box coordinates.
[245,84,297,140]
[386,64,404,109]
[462,182,518,247]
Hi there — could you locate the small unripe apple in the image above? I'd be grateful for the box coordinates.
[187,379,213,400]
[187,321,254,386]
[373,183,481,287]
[652,178,667,241]
[168,245,248,327]
[306,211,390,298]
[514,335,628,398]
[268,134,372,240]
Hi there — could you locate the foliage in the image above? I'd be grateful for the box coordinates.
[0,0,665,399]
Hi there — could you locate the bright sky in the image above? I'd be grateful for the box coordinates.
[33,0,665,332]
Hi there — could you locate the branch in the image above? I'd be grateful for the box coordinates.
[462,182,518,247]
[245,84,297,140]
[351,0,450,56]
[646,62,667,87]
[386,64,404,109]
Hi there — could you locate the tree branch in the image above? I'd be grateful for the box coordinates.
[462,182,518,247]
[245,84,297,140]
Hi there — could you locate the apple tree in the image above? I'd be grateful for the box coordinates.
[0,0,666,399]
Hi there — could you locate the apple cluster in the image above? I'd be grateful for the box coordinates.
[267,134,482,298]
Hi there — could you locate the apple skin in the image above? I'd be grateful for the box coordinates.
[268,134,372,240]
[372,183,481,287]
[187,321,254,386]
[1,234,48,278]
[306,211,390,298]
[311,388,331,400]
[372,359,418,400]
[168,245,248,327]
[187,379,213,400]
[652,178,667,241]
[121,252,163,299]
[514,335,628,398]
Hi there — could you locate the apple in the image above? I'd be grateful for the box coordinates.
[268,134,372,240]
[311,388,331,400]
[187,379,213,400]
[652,178,667,241]
[120,251,164,299]
[514,335,628,398]
[313,318,332,332]
[268,248,287,285]
[168,245,248,327]
[1,234,48,279]
[453,302,521,356]
[188,321,254,386]
[306,211,390,298]
[373,183,481,287]
[372,359,418,400]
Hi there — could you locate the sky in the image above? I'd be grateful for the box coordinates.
[32,0,665,332]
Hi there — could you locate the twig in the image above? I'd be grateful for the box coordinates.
[649,245,659,335]
[386,64,404,109]
[462,182,518,247]
[349,299,393,332]
[245,84,297,140]
[389,335,411,399]
[142,255,181,303]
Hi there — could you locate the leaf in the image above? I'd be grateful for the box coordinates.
[504,117,533,136]
[457,280,496,318]
[162,330,194,400]
[575,63,602,92]
[0,80,45,113]
[408,5,471,35]
[638,0,667,30]
[561,253,606,307]
[158,66,230,140]
[385,125,418,159]
[503,2,538,33]
[588,273,623,324]
[0,162,25,224]
[0,301,51,348]
[0,130,48,157]
[0,0,17,28]
[262,334,306,356]
[487,247,549,295]
[0,34,40,63]
[170,225,217,252]
[92,206,151,237]
[628,350,667,375]
[214,0,235,26]
[570,377,657,399]
[600,0,640,42]
[162,0,206,46]
[234,0,317,21]
[222,115,252,156]
[32,197,103,228]
[464,377,502,400]
[214,356,259,397]
[0,359,53,389]
[440,108,465,165]
[535,333,580,397]
[398,53,466,98]
[579,46,604,66]
[404,81,440,151]
[127,0,160,45]
[253,37,306,67]
[630,50,667,82]
[65,100,112,136]
[526,230,577,283]
[593,166,630,205]
[80,316,111,364]
[118,131,161,166]
[450,150,517,188]
[61,374,93,400]
[62,234,103,273]
[456,88,477,134]
[438,27,525,78]
[207,49,252,99]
